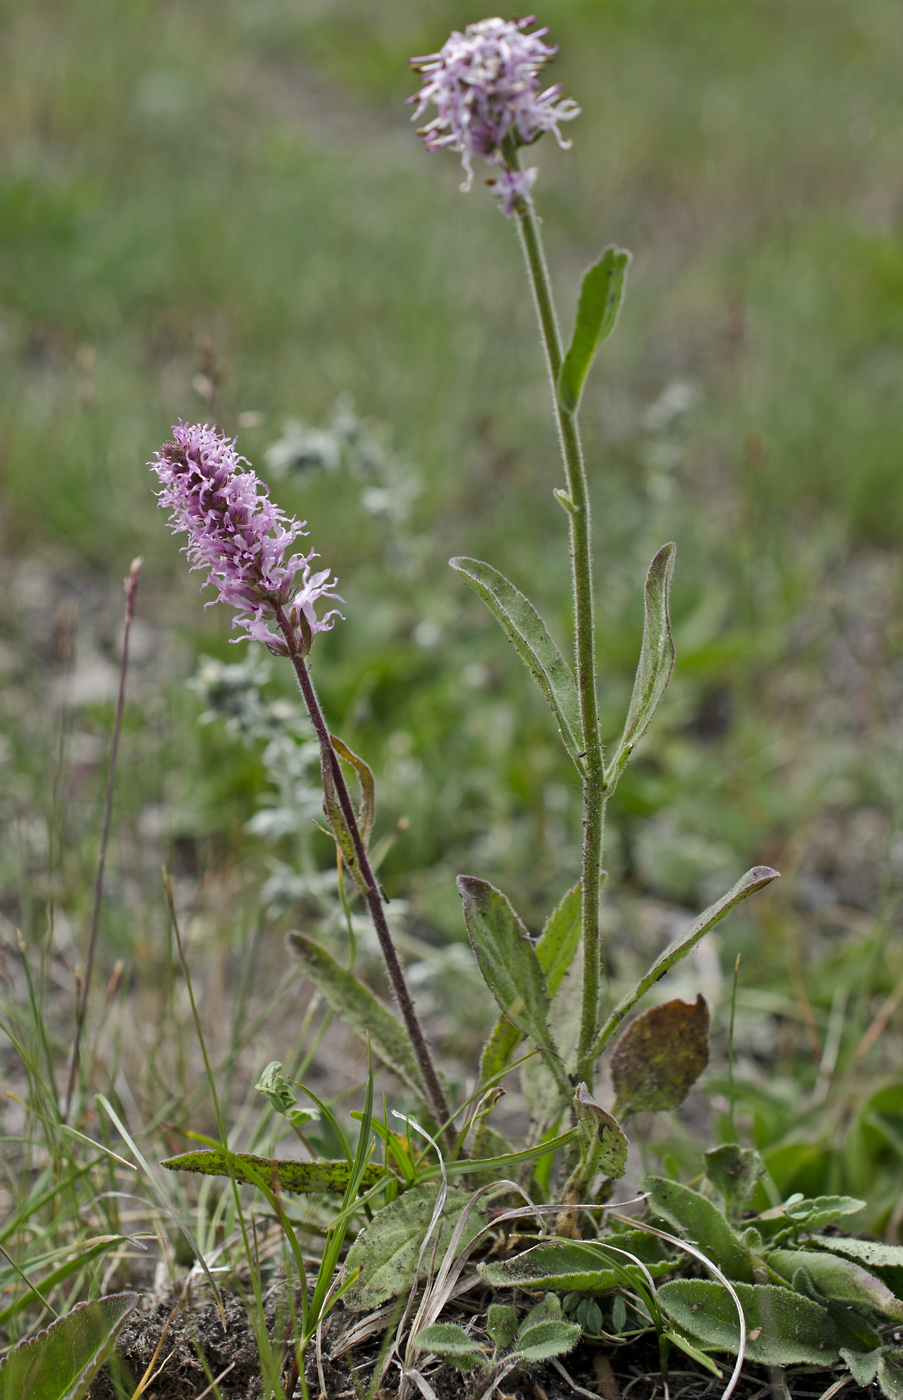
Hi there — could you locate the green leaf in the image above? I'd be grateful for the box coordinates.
[817,1237,903,1272]
[0,1292,137,1400]
[643,1176,755,1282]
[537,881,583,995]
[663,1331,724,1378]
[704,1144,765,1222]
[610,994,709,1115]
[604,543,676,791]
[767,1250,903,1319]
[513,1317,582,1362]
[457,877,561,1077]
[480,881,584,1089]
[161,1149,388,1195]
[480,1240,673,1293]
[287,932,429,1103]
[785,1195,866,1231]
[658,1279,840,1365]
[574,1083,628,1179]
[486,1303,518,1350]
[320,743,364,891]
[592,866,780,1059]
[342,1184,488,1311]
[331,733,376,850]
[0,1238,134,1329]
[880,1351,903,1400]
[842,1347,882,1388]
[413,1323,488,1372]
[440,1128,577,1179]
[449,557,584,773]
[557,246,631,414]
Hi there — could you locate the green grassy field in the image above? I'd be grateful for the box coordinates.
[2,0,903,1369]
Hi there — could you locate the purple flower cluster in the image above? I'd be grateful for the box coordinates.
[150,422,342,654]
[409,16,579,215]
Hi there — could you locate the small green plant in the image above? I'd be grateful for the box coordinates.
[0,1292,137,1400]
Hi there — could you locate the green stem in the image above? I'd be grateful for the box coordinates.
[514,190,605,1085]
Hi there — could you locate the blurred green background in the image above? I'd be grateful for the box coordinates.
[2,0,903,1190]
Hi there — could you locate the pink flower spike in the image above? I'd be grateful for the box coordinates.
[409,16,579,215]
[150,421,342,654]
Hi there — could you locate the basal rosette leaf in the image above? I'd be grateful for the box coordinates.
[0,1292,137,1400]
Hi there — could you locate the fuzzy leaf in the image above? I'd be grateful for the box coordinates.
[161,1149,387,1195]
[0,1238,135,1330]
[768,1250,903,1319]
[818,1237,903,1272]
[842,1347,882,1388]
[342,1184,488,1311]
[574,1083,628,1178]
[450,557,584,772]
[558,246,631,414]
[486,1303,519,1350]
[413,1323,488,1372]
[592,866,780,1058]
[0,1292,137,1400]
[785,1195,866,1231]
[513,1318,582,1362]
[880,1351,903,1400]
[457,877,556,1058]
[331,734,376,850]
[658,1279,839,1365]
[479,880,583,1086]
[320,746,364,891]
[643,1176,755,1281]
[480,1240,673,1293]
[287,932,429,1102]
[605,543,676,790]
[610,995,709,1114]
[704,1144,765,1221]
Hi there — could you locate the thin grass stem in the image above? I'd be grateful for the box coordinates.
[64,558,142,1120]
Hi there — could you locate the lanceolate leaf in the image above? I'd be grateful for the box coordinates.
[457,877,561,1079]
[610,995,710,1115]
[643,1177,755,1282]
[767,1250,903,1319]
[591,866,780,1059]
[320,748,365,891]
[605,543,676,791]
[342,1184,488,1311]
[536,880,583,994]
[331,733,376,850]
[0,1291,137,1400]
[558,246,631,414]
[480,1240,672,1293]
[161,1150,388,1195]
[478,881,583,1085]
[449,557,585,773]
[287,932,429,1102]
[658,1279,840,1366]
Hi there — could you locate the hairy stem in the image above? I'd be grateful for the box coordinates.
[273,604,454,1147]
[515,197,606,1084]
